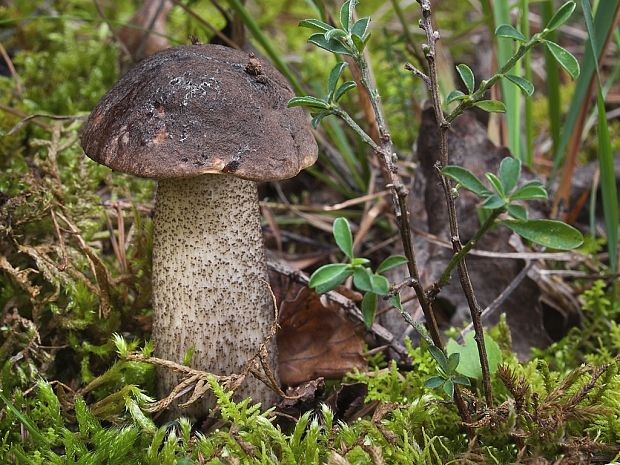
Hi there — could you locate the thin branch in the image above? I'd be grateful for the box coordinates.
[416,0,493,408]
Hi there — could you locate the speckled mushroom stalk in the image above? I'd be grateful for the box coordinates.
[153,174,276,411]
[79,44,318,417]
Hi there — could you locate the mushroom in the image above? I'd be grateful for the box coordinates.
[80,45,318,414]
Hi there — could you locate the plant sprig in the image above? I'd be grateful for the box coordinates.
[308,217,408,328]
[445,1,579,120]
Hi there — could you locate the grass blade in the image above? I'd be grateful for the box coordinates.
[551,0,620,175]
[582,0,619,272]
[521,0,533,166]
[493,0,521,159]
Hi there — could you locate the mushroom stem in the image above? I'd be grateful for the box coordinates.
[152,173,278,414]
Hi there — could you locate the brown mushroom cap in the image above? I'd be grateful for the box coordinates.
[80,45,318,181]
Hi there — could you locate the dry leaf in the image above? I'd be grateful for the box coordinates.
[276,285,366,386]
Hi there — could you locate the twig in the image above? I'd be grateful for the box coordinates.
[0,41,22,94]
[169,0,241,49]
[415,0,493,408]
[335,18,474,430]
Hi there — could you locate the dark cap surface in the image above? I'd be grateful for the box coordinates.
[80,45,318,181]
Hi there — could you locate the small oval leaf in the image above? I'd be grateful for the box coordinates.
[311,110,331,129]
[334,80,357,102]
[443,379,455,398]
[544,40,580,80]
[501,219,584,250]
[353,267,374,293]
[424,376,445,389]
[446,89,467,104]
[327,62,349,100]
[499,157,521,193]
[495,24,526,42]
[361,292,377,328]
[351,17,370,38]
[333,217,353,258]
[299,19,334,32]
[473,99,506,113]
[370,274,390,295]
[510,181,548,201]
[507,204,528,220]
[506,74,534,96]
[376,255,408,274]
[325,28,348,43]
[544,1,576,32]
[481,194,507,210]
[288,96,330,109]
[485,172,505,196]
[456,64,475,94]
[442,166,491,197]
[309,263,352,292]
[308,33,352,55]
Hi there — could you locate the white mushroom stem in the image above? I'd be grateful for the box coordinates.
[152,174,278,414]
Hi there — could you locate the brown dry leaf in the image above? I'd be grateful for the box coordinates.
[276,285,366,386]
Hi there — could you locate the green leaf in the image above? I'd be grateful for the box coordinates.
[388,294,403,311]
[351,34,365,52]
[339,0,358,31]
[447,352,460,374]
[501,219,584,250]
[376,255,408,274]
[495,24,526,41]
[443,379,455,398]
[544,40,580,79]
[446,89,468,104]
[351,17,370,38]
[351,257,370,266]
[327,62,349,101]
[311,110,331,128]
[325,28,348,42]
[308,33,352,55]
[361,292,377,328]
[447,332,502,380]
[485,172,505,196]
[453,375,471,386]
[441,166,491,197]
[333,217,353,258]
[424,376,445,389]
[428,345,449,372]
[299,19,334,32]
[507,204,528,220]
[370,274,390,295]
[506,74,534,96]
[510,181,548,200]
[353,266,374,293]
[456,64,475,94]
[288,96,330,109]
[473,99,507,113]
[499,157,521,193]
[544,1,576,32]
[481,194,506,210]
[596,79,619,272]
[334,80,357,102]
[309,263,352,293]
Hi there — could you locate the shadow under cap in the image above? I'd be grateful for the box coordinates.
[80,44,318,182]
